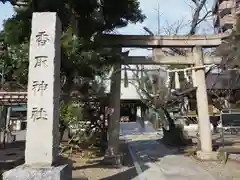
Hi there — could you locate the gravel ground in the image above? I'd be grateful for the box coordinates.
[72,143,139,180]
[0,141,139,180]
[192,157,240,180]
[182,129,240,179]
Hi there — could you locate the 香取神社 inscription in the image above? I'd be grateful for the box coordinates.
[35,31,49,46]
[34,56,48,67]
[31,107,48,121]
[32,80,48,95]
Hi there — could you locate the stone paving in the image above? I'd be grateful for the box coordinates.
[120,121,218,180]
[127,135,217,180]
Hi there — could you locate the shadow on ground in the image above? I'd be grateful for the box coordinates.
[0,141,25,170]
[98,166,143,180]
[72,142,140,179]
[0,141,25,180]
[72,138,182,180]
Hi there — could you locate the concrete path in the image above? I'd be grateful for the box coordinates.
[120,121,158,136]
[120,121,217,180]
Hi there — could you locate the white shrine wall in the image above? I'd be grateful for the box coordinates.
[104,64,168,100]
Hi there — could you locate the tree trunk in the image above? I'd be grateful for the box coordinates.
[161,107,191,147]
[59,126,67,143]
[103,63,121,166]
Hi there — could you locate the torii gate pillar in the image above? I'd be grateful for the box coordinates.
[193,47,218,160]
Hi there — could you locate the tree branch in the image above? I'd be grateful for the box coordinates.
[189,0,207,35]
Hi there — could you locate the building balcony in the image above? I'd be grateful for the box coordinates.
[220,14,235,28]
[236,0,240,15]
[213,0,234,14]
[219,3,233,18]
[219,0,234,10]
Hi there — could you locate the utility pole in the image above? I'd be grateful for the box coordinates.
[157,1,160,35]
[143,0,162,36]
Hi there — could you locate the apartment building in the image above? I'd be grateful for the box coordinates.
[212,0,240,33]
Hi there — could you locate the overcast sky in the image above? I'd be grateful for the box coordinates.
[0,0,215,55]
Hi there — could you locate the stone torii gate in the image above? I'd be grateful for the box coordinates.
[103,34,225,160]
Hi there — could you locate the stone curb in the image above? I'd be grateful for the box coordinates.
[127,143,147,180]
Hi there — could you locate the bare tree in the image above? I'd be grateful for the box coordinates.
[214,15,240,109]
[189,0,212,35]
[130,0,214,146]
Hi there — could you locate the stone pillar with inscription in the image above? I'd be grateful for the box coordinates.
[3,12,71,180]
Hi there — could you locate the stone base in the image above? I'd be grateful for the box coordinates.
[196,151,220,161]
[102,149,123,167]
[103,154,123,167]
[3,164,71,180]
[103,147,123,167]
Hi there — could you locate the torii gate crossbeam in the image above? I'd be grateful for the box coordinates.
[123,55,222,65]
[100,34,226,48]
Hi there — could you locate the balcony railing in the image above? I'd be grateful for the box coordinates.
[219,0,234,10]
[220,14,235,27]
